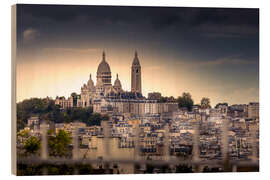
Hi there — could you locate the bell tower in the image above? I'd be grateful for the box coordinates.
[131,51,141,93]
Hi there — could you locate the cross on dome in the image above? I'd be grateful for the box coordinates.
[102,51,106,61]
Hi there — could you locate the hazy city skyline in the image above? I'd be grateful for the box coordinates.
[16,5,259,105]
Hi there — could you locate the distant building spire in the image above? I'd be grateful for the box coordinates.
[132,50,140,66]
[102,51,105,61]
[90,73,92,79]
[116,73,119,79]
[131,50,142,93]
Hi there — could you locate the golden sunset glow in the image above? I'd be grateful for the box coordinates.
[16,5,259,106]
[17,47,259,106]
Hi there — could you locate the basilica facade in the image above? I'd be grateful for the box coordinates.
[55,51,178,115]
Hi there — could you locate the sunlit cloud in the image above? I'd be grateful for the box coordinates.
[42,47,100,54]
[177,57,257,69]
[23,28,39,42]
[197,24,259,38]
[229,87,259,103]
[197,58,257,67]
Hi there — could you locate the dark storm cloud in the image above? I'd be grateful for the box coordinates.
[188,8,258,26]
[16,4,259,65]
[17,5,258,35]
[17,4,86,22]
[147,7,259,38]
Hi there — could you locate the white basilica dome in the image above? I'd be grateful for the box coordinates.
[97,52,111,75]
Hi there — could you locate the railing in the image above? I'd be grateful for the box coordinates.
[17,120,259,175]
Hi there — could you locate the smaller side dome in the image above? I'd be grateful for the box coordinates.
[114,74,122,88]
[87,73,95,89]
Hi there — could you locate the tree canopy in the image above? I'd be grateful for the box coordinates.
[48,130,72,157]
[17,98,61,130]
[24,136,41,155]
[177,92,194,111]
[20,129,72,157]
[200,97,211,109]
[215,102,228,108]
[16,98,106,131]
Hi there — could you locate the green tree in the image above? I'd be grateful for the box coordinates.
[201,97,211,109]
[215,102,228,108]
[177,92,194,111]
[48,130,72,157]
[87,113,102,126]
[175,164,193,173]
[16,98,102,130]
[16,98,63,131]
[24,136,41,155]
[71,92,78,107]
[160,96,168,103]
[18,129,30,138]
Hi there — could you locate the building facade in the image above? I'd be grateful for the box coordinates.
[55,51,178,115]
[248,102,259,118]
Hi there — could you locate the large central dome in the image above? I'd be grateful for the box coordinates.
[96,51,112,86]
[97,52,111,75]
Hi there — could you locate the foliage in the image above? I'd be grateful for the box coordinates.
[17,164,94,175]
[87,113,103,126]
[16,98,105,131]
[194,104,201,108]
[24,136,41,155]
[200,97,211,109]
[177,92,194,111]
[158,96,176,103]
[16,98,62,130]
[215,102,228,108]
[160,97,168,103]
[71,92,78,107]
[65,107,93,123]
[175,164,193,173]
[145,164,155,173]
[48,130,72,157]
[18,129,30,138]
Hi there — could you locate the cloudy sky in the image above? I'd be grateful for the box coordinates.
[16,4,259,106]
